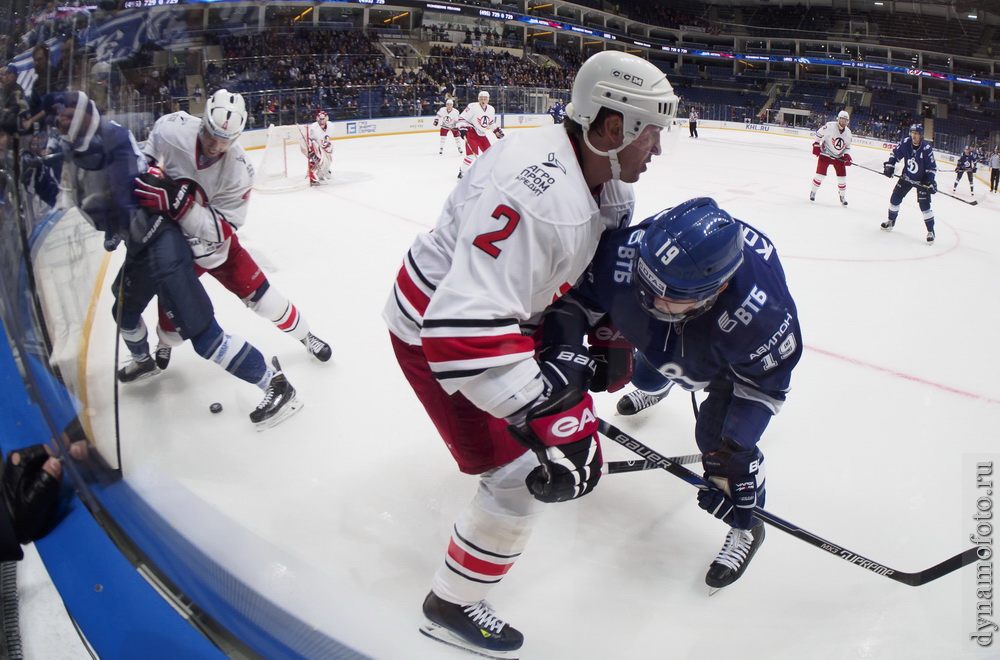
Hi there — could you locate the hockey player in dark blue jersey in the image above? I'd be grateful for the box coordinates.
[45,90,300,428]
[540,197,802,590]
[880,123,938,244]
[953,146,977,196]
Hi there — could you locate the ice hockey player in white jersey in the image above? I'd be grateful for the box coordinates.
[304,110,334,185]
[384,51,679,658]
[456,90,503,178]
[433,98,463,155]
[809,110,853,205]
[135,89,332,382]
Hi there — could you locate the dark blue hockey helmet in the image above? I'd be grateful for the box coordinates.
[909,123,924,134]
[634,197,745,322]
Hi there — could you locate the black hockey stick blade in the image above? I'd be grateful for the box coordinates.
[597,418,979,587]
[607,453,703,474]
[855,163,978,206]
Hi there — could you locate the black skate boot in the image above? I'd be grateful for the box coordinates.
[250,357,302,430]
[302,332,332,362]
[616,384,672,416]
[880,218,895,231]
[839,192,848,206]
[154,345,172,371]
[117,355,160,383]
[809,190,815,201]
[926,230,935,244]
[706,519,765,592]
[419,592,523,659]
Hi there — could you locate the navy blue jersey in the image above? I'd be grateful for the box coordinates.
[886,137,936,185]
[58,118,164,253]
[544,219,802,448]
[957,153,977,173]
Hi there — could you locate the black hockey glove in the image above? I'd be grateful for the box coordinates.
[459,127,468,140]
[882,162,895,178]
[587,319,635,393]
[134,167,197,221]
[508,387,602,503]
[538,344,596,393]
[926,180,937,194]
[697,438,764,530]
[2,444,61,546]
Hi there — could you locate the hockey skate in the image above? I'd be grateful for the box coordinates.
[808,191,815,201]
[616,384,672,416]
[250,357,303,430]
[706,519,765,593]
[117,355,160,383]
[880,218,895,231]
[926,231,935,244]
[419,592,523,659]
[839,193,848,206]
[154,345,172,371]
[302,332,332,362]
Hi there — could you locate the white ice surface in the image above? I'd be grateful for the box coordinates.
[79,124,1000,659]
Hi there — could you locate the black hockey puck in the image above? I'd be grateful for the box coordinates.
[210,402,223,414]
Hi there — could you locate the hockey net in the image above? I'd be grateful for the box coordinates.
[253,124,310,193]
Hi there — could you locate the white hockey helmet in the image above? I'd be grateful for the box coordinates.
[204,89,247,141]
[567,51,678,179]
[478,90,490,101]
[446,98,454,106]
[837,110,849,121]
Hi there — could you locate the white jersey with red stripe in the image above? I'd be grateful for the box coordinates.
[306,120,334,162]
[435,107,460,129]
[459,101,497,137]
[383,124,634,419]
[814,120,852,159]
[141,111,254,269]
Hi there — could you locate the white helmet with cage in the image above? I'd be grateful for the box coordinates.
[567,51,679,180]
[203,89,247,141]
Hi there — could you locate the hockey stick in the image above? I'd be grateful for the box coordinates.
[597,418,979,586]
[855,163,978,206]
[607,453,702,474]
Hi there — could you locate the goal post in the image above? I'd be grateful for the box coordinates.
[253,124,310,193]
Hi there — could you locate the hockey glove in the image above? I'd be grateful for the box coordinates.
[587,319,635,393]
[882,162,895,178]
[538,344,596,393]
[432,118,439,127]
[494,128,505,139]
[697,438,764,530]
[459,127,468,140]
[926,180,937,194]
[811,142,821,157]
[134,167,197,221]
[2,444,62,545]
[840,153,852,166]
[508,387,602,503]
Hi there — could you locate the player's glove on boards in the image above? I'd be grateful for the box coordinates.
[508,386,602,503]
[2,445,61,545]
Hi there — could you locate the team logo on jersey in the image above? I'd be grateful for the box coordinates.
[543,152,566,174]
[906,159,920,175]
[516,164,556,196]
[832,137,845,151]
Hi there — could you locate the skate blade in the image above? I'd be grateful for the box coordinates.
[418,622,520,659]
[118,366,161,384]
[253,397,304,432]
[708,586,723,597]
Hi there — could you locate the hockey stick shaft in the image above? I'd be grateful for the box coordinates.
[597,418,979,586]
[607,453,703,474]
[855,163,978,205]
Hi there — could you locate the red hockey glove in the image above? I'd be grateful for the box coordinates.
[840,153,853,166]
[811,142,821,157]
[432,118,439,127]
[508,387,602,503]
[134,166,197,221]
[587,319,635,393]
[494,127,505,139]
